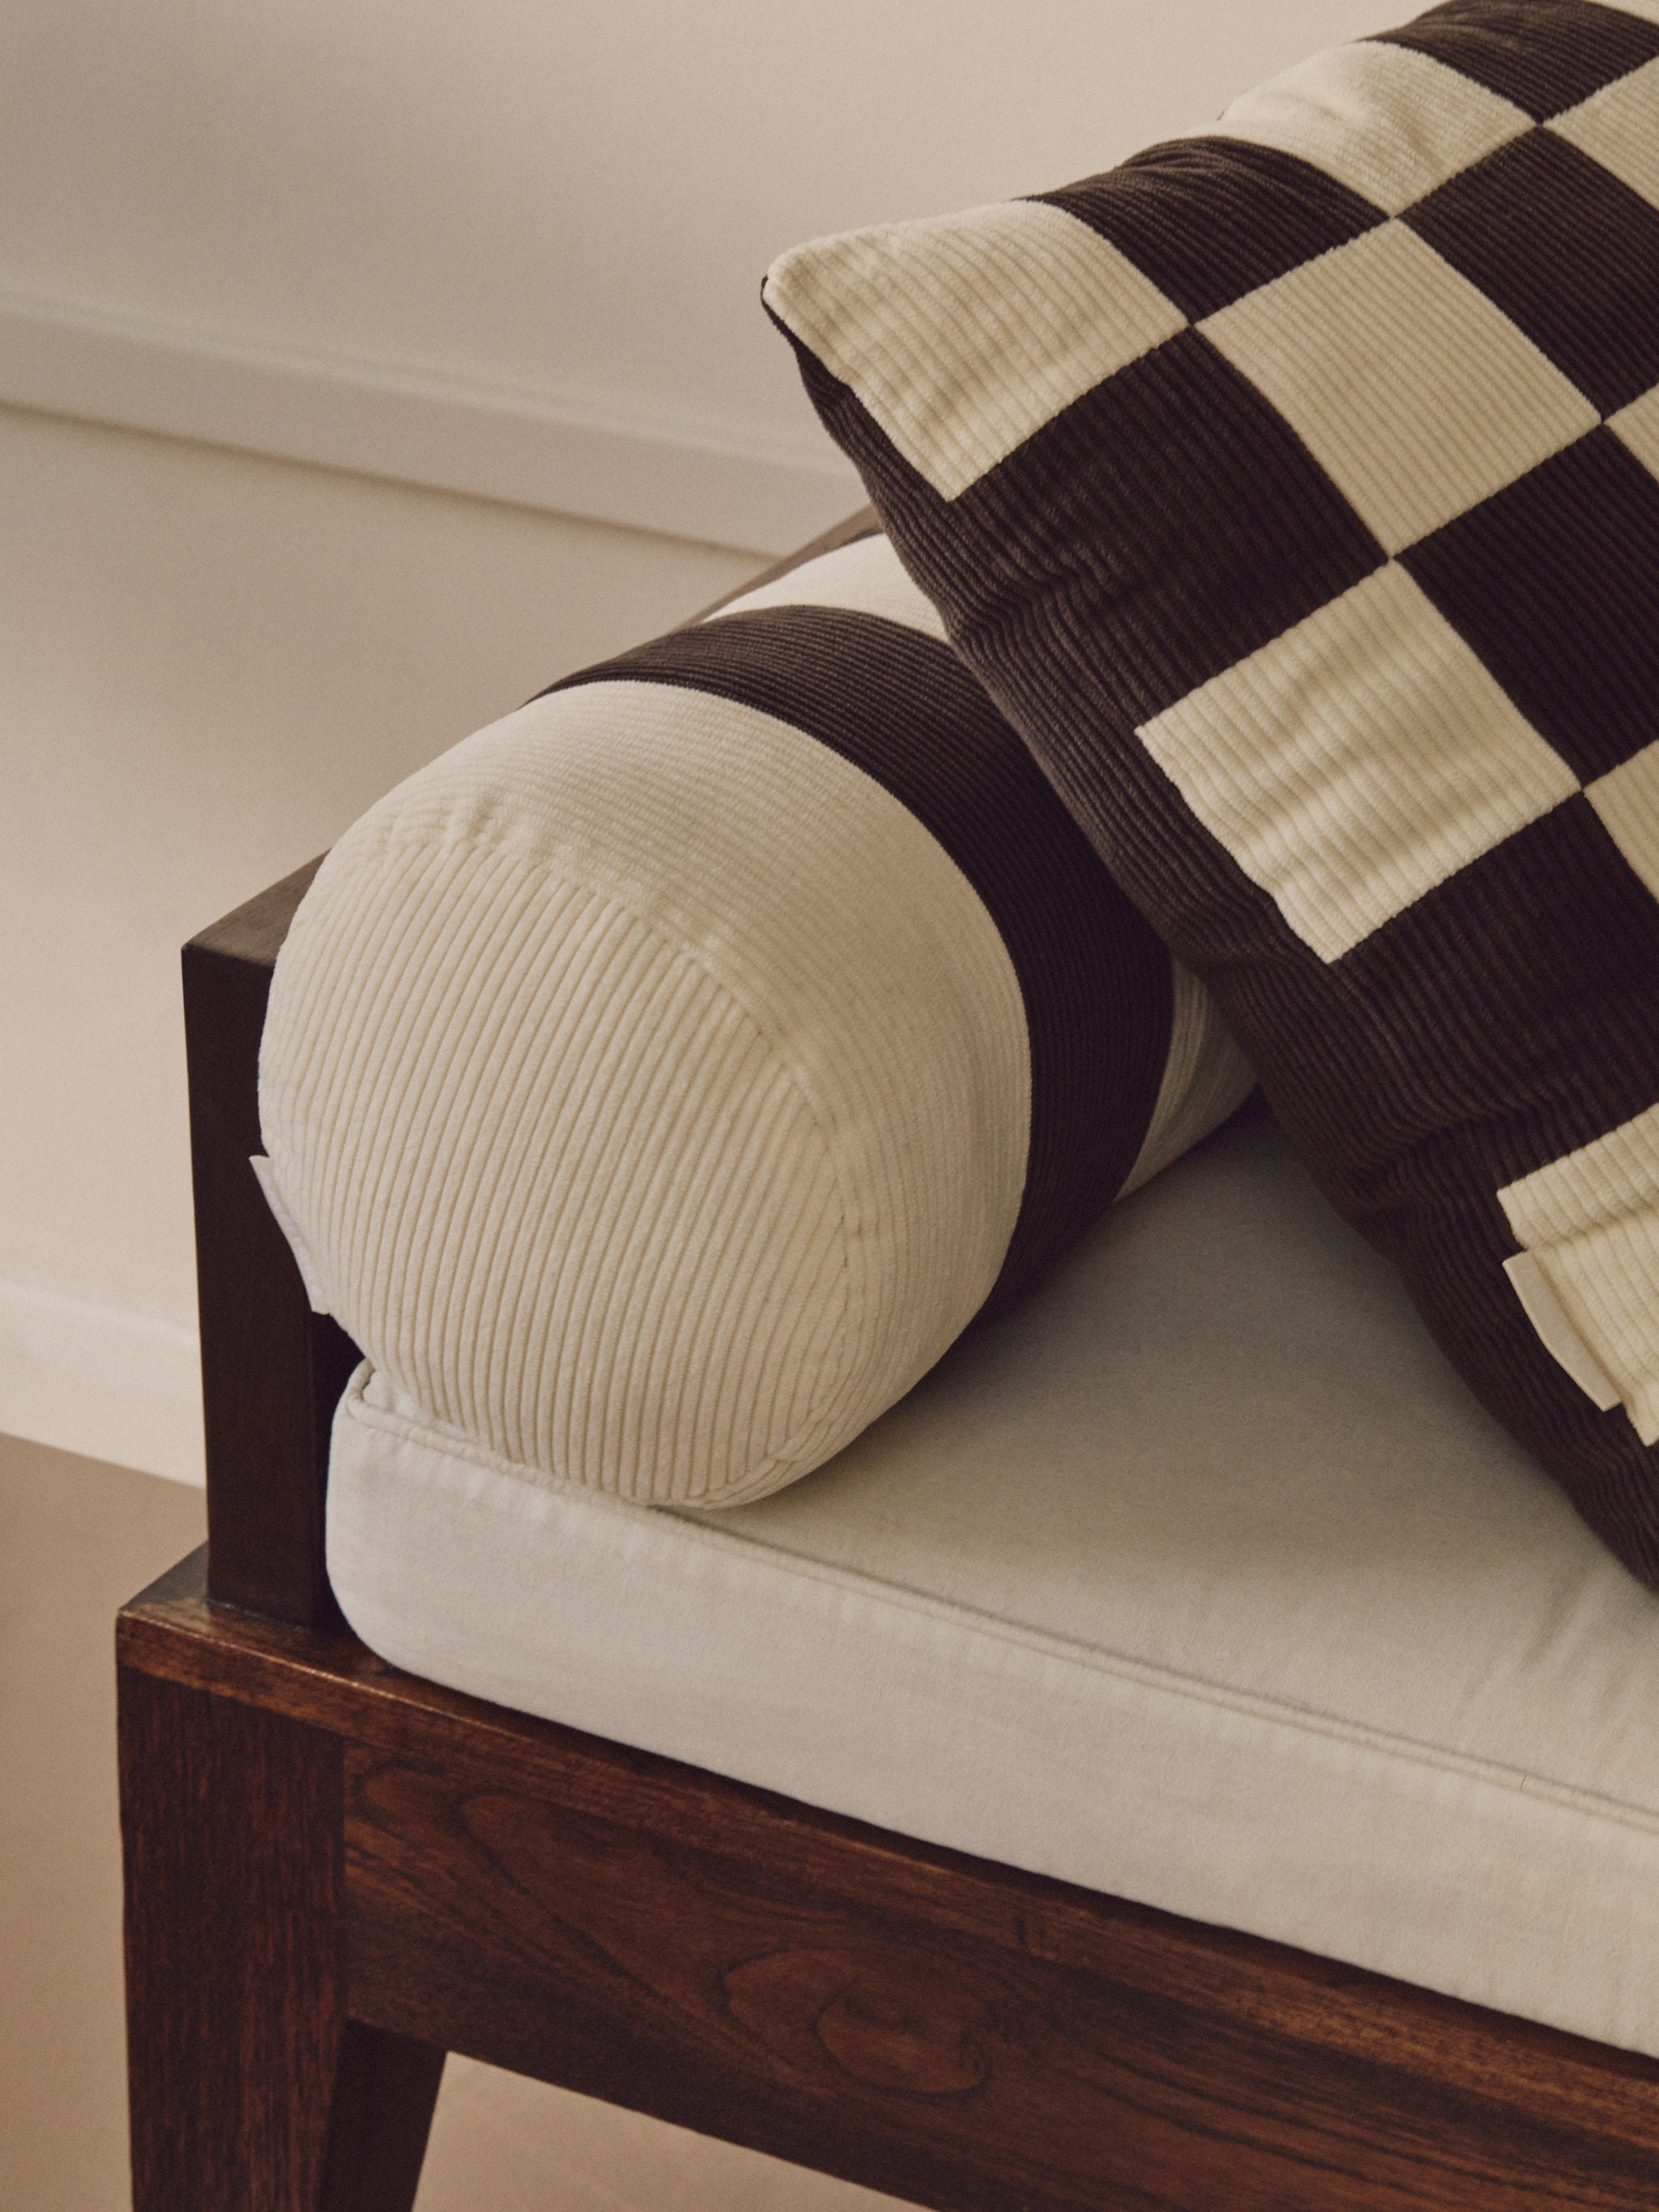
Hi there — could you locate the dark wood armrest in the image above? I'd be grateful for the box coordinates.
[185,509,876,1630]
[186,857,360,1629]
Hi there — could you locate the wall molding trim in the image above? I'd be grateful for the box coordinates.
[0,1279,203,1485]
[0,285,861,555]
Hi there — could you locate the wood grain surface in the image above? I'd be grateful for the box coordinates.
[117,1660,444,2210]
[121,1554,1659,2212]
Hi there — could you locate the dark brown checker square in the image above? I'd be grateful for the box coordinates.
[1055,783,1659,1210]
[1375,0,1659,121]
[959,331,1388,724]
[1038,139,1384,322]
[766,0,1659,1594]
[1401,428,1659,784]
[778,322,1388,718]
[1406,126,1659,415]
[1299,794,1659,1182]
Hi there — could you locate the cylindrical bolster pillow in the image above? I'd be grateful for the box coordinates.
[258,531,1252,1505]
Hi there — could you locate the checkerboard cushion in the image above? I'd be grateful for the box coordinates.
[256,532,1252,1507]
[764,1,1659,1579]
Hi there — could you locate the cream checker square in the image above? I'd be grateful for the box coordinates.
[1610,384,1659,479]
[1550,54,1659,211]
[1203,39,1530,215]
[1587,740,1659,902]
[1137,562,1582,963]
[1501,1097,1659,1247]
[1201,222,1599,555]
[764,201,1186,501]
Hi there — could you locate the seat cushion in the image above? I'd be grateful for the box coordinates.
[761,0,1659,1582]
[329,1102,1659,2062]
[257,531,1250,1507]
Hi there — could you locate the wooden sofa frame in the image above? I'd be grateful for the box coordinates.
[118,514,1659,2210]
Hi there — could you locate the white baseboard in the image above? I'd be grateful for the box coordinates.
[0,1281,203,1485]
[0,286,864,555]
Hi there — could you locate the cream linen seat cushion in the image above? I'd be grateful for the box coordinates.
[329,1101,1659,2064]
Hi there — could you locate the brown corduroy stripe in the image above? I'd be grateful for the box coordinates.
[1374,0,1659,121]
[552,607,1175,1315]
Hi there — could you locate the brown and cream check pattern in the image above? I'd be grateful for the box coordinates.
[766,0,1659,1582]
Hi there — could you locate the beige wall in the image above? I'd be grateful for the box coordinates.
[0,407,753,1479]
[0,1,1384,550]
[1,2,1389,1477]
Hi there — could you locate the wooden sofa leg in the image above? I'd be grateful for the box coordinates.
[317,2021,447,2212]
[118,1664,445,2212]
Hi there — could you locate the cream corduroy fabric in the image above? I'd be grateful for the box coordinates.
[260,679,1028,1507]
[761,0,1659,1582]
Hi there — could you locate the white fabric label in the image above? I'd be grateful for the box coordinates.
[1502,1251,1622,1414]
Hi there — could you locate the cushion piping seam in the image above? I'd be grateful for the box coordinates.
[338,1370,1659,1840]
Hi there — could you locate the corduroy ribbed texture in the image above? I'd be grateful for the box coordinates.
[263,682,1026,1507]
[764,0,1659,1581]
[258,535,1252,1507]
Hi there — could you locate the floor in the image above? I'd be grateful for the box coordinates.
[0,1431,904,2210]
